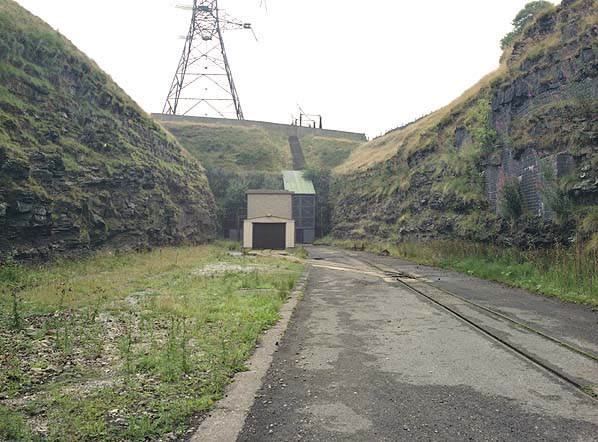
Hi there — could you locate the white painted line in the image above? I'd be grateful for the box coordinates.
[311,263,382,278]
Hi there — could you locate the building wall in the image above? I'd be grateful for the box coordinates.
[298,229,315,244]
[243,217,295,249]
[247,194,292,220]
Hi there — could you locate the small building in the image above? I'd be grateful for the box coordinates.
[243,190,295,250]
[283,171,316,244]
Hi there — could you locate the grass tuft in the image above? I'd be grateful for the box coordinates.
[0,243,303,441]
[325,238,598,305]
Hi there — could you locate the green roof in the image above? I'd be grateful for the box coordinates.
[282,170,316,195]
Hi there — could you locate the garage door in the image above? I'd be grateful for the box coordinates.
[253,223,286,250]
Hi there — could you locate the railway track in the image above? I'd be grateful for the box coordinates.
[326,251,598,400]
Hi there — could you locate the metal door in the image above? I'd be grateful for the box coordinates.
[253,223,286,250]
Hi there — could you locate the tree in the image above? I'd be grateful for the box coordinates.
[501,1,553,49]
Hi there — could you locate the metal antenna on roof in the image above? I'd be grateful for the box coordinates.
[163,0,254,119]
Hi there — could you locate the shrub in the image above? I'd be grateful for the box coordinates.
[499,179,522,221]
[501,1,553,49]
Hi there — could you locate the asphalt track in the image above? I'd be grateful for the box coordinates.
[237,246,598,442]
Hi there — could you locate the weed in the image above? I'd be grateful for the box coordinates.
[0,244,303,440]
[0,405,31,441]
[328,238,597,305]
[118,314,135,376]
[181,318,189,374]
[292,247,310,260]
[0,256,25,286]
[9,286,23,330]
[582,384,598,398]
[0,257,26,330]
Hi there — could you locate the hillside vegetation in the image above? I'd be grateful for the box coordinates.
[161,120,364,173]
[160,119,364,235]
[300,135,363,170]
[0,0,216,260]
[333,0,598,250]
[162,121,292,173]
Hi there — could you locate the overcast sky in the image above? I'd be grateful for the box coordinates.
[15,0,555,138]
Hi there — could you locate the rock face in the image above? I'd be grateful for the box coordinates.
[0,1,216,260]
[332,0,598,247]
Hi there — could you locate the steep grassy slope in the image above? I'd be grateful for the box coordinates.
[333,0,598,248]
[300,135,363,170]
[162,121,292,172]
[0,0,216,259]
[161,120,364,172]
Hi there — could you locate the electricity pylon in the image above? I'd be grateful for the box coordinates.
[163,0,250,119]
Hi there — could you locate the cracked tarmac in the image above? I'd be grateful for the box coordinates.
[237,247,598,442]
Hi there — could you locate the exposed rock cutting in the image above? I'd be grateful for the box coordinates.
[333,0,598,247]
[0,0,216,260]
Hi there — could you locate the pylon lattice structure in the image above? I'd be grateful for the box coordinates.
[163,0,245,119]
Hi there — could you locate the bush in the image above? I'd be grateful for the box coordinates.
[501,1,553,49]
[544,186,572,222]
[499,180,522,221]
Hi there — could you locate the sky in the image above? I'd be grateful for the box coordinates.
[14,0,555,138]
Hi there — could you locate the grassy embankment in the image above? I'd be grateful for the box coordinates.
[299,135,364,170]
[0,244,303,441]
[325,238,597,306]
[160,121,365,173]
[160,121,292,173]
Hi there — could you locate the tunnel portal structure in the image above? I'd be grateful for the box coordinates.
[283,171,316,244]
